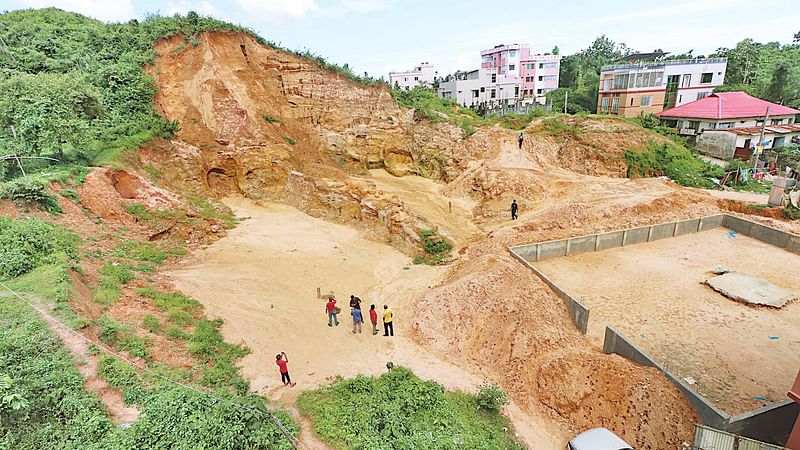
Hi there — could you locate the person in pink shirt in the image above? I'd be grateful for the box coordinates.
[275,351,295,387]
[326,296,340,327]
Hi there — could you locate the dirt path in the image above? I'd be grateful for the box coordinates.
[354,169,481,247]
[702,188,769,204]
[536,230,800,414]
[1,292,140,424]
[167,198,562,449]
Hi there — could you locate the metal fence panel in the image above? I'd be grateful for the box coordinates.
[692,425,786,450]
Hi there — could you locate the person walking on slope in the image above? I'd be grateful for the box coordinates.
[511,199,518,220]
[369,304,379,335]
[518,132,524,149]
[326,296,339,327]
[351,307,363,334]
[383,304,394,337]
[349,294,362,310]
[275,352,296,387]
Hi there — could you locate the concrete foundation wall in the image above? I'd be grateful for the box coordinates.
[649,222,675,241]
[700,214,725,231]
[538,240,567,260]
[508,250,590,334]
[596,231,624,251]
[722,215,800,254]
[567,235,597,256]
[675,218,701,236]
[623,226,650,245]
[727,400,799,446]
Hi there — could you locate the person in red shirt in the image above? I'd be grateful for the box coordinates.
[275,351,295,387]
[369,304,378,335]
[326,296,340,327]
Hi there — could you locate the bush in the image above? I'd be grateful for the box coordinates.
[298,367,523,449]
[142,314,161,333]
[0,178,61,213]
[784,205,800,220]
[0,297,113,448]
[624,140,718,188]
[123,202,151,221]
[476,382,509,412]
[263,113,282,124]
[114,241,166,263]
[0,217,77,278]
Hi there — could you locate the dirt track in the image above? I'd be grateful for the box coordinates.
[167,198,563,449]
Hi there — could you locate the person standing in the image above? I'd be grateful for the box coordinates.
[383,304,394,337]
[511,199,518,220]
[518,132,524,149]
[369,304,378,335]
[326,296,339,327]
[349,295,362,310]
[275,352,296,387]
[351,307,363,334]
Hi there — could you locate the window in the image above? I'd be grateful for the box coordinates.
[404,86,409,91]
[514,86,519,97]
[414,76,418,81]
[603,79,612,92]
[771,119,783,125]
[708,123,717,129]
[611,96,620,112]
[640,95,652,107]
[601,97,609,112]
[681,74,691,87]
[538,76,543,81]
[700,72,713,83]
[509,50,516,57]
[491,74,497,83]
[480,87,485,93]
[490,89,496,99]
[630,97,634,106]
[614,74,630,90]
[744,138,751,149]
[537,88,543,94]
[472,90,479,98]
[538,63,544,69]
[697,92,709,100]
[688,120,699,130]
[509,64,515,71]
[404,77,408,81]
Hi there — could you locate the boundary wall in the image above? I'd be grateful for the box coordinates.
[508,214,800,446]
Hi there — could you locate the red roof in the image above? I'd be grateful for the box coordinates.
[656,92,800,120]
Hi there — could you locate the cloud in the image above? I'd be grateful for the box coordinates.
[165,0,216,16]
[232,0,319,21]
[16,0,135,22]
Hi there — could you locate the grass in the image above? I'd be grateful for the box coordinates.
[298,367,523,450]
[0,297,114,448]
[186,196,238,228]
[114,241,167,264]
[97,315,151,361]
[413,229,452,265]
[142,314,161,333]
[282,136,296,145]
[540,116,583,136]
[93,262,135,306]
[263,113,282,124]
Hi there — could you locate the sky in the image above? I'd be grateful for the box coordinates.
[2,0,799,78]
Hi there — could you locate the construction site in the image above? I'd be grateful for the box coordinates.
[1,15,799,450]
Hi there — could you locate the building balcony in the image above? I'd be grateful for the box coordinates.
[601,57,727,72]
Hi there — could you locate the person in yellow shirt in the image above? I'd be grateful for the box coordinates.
[382,304,393,337]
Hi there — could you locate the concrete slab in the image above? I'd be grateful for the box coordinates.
[706,272,795,308]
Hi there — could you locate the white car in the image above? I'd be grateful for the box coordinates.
[567,428,634,450]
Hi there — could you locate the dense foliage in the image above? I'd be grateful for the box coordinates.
[0,216,77,278]
[298,367,523,450]
[392,86,547,137]
[624,140,721,188]
[0,297,114,449]
[712,38,800,107]
[0,8,381,178]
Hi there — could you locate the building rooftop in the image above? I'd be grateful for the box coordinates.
[601,57,726,72]
[657,92,800,120]
[721,124,800,136]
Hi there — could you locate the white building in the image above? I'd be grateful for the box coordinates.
[389,63,435,90]
[438,44,561,109]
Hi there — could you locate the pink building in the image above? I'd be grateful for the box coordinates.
[478,44,561,102]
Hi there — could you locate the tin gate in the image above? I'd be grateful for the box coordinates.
[692,424,786,450]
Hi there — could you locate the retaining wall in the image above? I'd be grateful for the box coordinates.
[509,251,589,334]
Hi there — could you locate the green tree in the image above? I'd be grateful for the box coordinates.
[0,72,101,159]
[766,62,789,102]
[551,45,560,55]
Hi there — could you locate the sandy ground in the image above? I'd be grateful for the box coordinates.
[702,188,770,204]
[536,230,800,415]
[354,169,481,247]
[167,198,561,449]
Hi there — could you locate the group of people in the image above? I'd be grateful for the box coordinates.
[274,294,396,388]
[325,294,394,337]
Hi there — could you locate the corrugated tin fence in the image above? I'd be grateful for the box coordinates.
[692,425,786,450]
